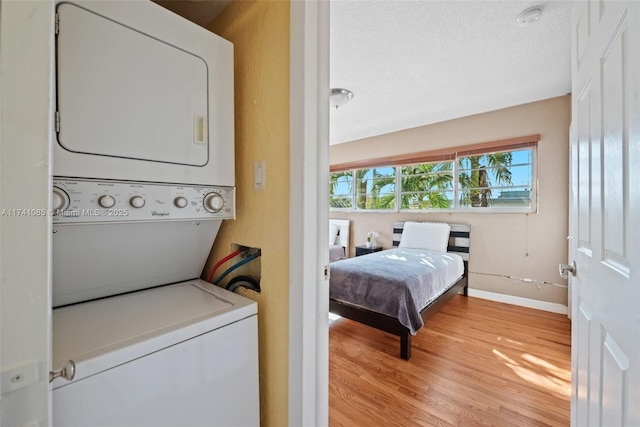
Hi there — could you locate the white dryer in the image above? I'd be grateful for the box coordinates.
[53,0,234,185]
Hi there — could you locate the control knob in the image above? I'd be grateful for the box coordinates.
[130,196,146,208]
[203,192,224,213]
[174,196,188,208]
[52,187,70,212]
[98,195,116,208]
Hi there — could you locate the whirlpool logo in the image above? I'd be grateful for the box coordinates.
[151,211,170,217]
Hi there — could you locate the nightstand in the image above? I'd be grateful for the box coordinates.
[355,245,383,256]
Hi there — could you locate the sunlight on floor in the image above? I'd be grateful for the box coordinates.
[522,353,571,382]
[496,336,524,346]
[493,348,571,399]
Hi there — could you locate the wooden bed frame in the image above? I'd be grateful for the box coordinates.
[329,222,470,360]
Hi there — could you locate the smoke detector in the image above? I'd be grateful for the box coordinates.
[517,6,544,26]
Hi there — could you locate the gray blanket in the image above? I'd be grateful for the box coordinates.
[329,248,464,334]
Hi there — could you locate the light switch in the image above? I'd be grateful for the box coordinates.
[254,160,265,191]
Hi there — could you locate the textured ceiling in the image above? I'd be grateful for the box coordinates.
[330,1,573,144]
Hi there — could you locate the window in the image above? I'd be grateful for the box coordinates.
[330,167,396,211]
[329,171,354,208]
[400,161,454,209]
[330,137,537,213]
[458,148,534,209]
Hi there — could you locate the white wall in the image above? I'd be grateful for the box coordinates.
[330,96,570,306]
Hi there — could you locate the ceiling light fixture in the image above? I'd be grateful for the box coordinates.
[516,6,544,26]
[330,88,353,109]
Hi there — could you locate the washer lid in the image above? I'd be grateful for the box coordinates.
[52,280,256,387]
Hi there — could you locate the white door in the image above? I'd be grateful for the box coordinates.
[0,0,54,425]
[570,1,640,426]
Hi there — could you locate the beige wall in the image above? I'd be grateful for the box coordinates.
[206,2,290,426]
[330,95,571,306]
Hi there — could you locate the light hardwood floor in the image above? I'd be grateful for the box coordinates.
[329,295,571,427]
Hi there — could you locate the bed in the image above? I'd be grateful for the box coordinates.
[329,219,350,262]
[329,221,470,360]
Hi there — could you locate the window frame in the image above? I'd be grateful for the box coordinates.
[330,135,539,214]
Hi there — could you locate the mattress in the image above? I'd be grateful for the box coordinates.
[329,248,464,334]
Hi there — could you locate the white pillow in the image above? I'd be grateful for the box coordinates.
[329,223,340,245]
[398,222,450,252]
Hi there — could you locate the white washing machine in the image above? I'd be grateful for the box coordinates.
[50,178,258,426]
[50,2,258,425]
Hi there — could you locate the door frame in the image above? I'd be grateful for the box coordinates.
[288,0,330,425]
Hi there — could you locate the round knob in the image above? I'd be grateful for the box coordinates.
[52,187,70,212]
[130,196,145,208]
[49,360,75,383]
[98,195,116,208]
[203,192,224,213]
[174,196,188,208]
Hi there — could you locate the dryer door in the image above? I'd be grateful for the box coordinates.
[56,3,209,166]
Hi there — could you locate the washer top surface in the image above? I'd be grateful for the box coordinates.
[52,280,256,386]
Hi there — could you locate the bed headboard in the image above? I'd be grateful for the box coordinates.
[392,221,470,262]
[330,219,351,257]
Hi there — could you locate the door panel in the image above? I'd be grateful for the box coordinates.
[601,332,629,426]
[575,303,592,426]
[576,2,589,66]
[591,0,604,25]
[600,17,628,273]
[577,84,592,254]
[570,1,639,426]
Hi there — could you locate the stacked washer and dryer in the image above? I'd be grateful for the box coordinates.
[49,2,259,425]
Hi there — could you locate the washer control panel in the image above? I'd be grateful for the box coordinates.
[52,178,235,223]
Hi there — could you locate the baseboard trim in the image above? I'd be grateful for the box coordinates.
[467,289,568,315]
